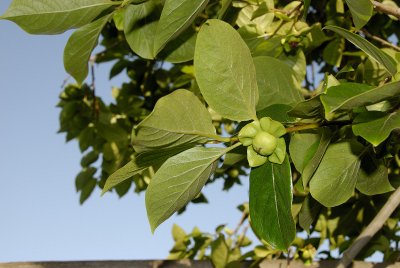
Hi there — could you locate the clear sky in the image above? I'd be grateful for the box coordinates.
[0,0,251,262]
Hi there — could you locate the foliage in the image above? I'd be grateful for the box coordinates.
[3,0,400,265]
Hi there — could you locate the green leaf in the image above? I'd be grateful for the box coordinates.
[310,140,366,207]
[0,0,115,34]
[352,111,400,146]
[253,56,303,111]
[321,82,373,120]
[102,146,192,194]
[344,0,373,29]
[299,196,321,233]
[146,146,228,232]
[132,89,216,153]
[256,104,295,123]
[249,157,295,250]
[124,1,162,59]
[211,235,229,268]
[64,14,113,85]
[324,81,400,113]
[153,0,208,56]
[288,96,324,119]
[194,19,259,121]
[289,127,332,188]
[302,0,311,20]
[172,224,187,241]
[80,178,97,204]
[356,152,394,195]
[157,28,197,63]
[324,26,398,75]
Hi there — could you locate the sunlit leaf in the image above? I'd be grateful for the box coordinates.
[0,0,115,34]
[195,19,259,121]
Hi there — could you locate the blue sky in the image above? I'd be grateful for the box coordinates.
[0,0,251,262]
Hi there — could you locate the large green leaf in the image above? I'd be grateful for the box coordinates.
[324,81,400,113]
[64,14,112,85]
[211,235,229,268]
[356,153,394,195]
[352,111,400,146]
[309,140,366,207]
[101,146,191,194]
[344,0,373,29]
[324,26,397,75]
[253,56,303,111]
[194,19,259,121]
[153,0,208,56]
[321,83,373,119]
[146,146,228,232]
[132,89,216,153]
[249,157,295,250]
[0,0,115,34]
[124,1,162,59]
[288,96,324,119]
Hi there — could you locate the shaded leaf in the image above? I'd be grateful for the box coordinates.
[310,140,366,207]
[352,111,400,146]
[257,104,295,123]
[344,0,373,29]
[124,1,162,59]
[299,196,321,233]
[356,152,394,195]
[146,146,228,232]
[194,19,259,121]
[64,14,113,85]
[288,96,324,119]
[0,0,115,34]
[153,0,208,55]
[157,27,197,63]
[253,56,303,111]
[324,26,397,75]
[250,157,295,250]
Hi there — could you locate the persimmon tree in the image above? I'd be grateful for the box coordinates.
[2,0,400,266]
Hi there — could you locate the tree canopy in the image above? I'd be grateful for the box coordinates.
[2,0,400,266]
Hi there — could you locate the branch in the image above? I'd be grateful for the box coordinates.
[336,186,400,268]
[360,29,400,52]
[372,1,400,20]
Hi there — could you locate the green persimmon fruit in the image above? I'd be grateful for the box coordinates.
[238,121,260,146]
[247,146,268,167]
[252,131,278,156]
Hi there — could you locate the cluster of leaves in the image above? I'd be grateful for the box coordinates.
[3,0,400,264]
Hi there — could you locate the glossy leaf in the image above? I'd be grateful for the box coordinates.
[146,146,228,232]
[64,14,113,85]
[356,153,394,195]
[345,0,373,29]
[321,83,373,119]
[310,140,366,207]
[324,26,397,75]
[253,56,303,111]
[352,111,400,146]
[194,19,259,121]
[0,0,115,34]
[132,89,216,152]
[249,157,295,250]
[325,80,400,113]
[153,0,208,55]
[124,1,162,59]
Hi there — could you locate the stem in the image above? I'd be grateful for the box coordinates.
[372,0,400,20]
[337,186,400,268]
[360,29,400,52]
[203,133,232,143]
[285,123,321,133]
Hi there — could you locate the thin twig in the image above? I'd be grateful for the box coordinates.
[360,29,400,52]
[372,0,400,20]
[89,56,98,120]
[336,186,400,268]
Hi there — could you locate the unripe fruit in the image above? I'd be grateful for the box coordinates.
[228,168,239,178]
[247,146,268,167]
[238,122,260,146]
[252,131,278,156]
